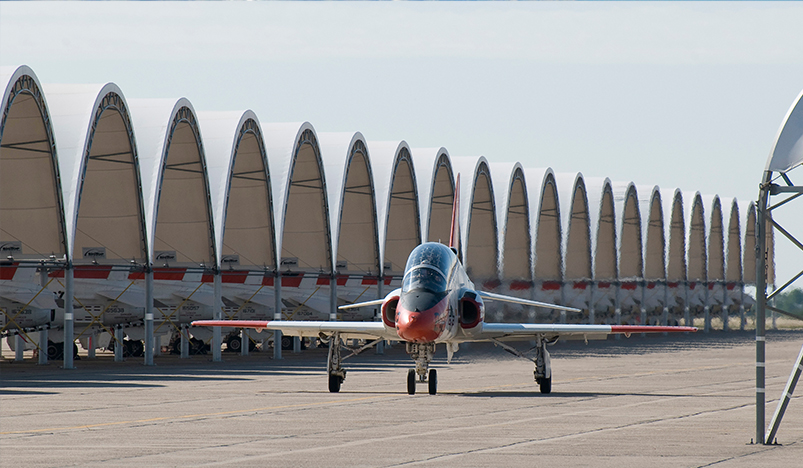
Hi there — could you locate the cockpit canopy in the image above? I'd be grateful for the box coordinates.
[402,243,455,293]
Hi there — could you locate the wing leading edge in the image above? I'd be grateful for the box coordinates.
[191,320,396,340]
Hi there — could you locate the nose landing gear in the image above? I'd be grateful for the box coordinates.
[406,342,437,395]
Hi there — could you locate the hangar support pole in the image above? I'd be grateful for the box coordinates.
[14,334,23,361]
[144,269,154,366]
[376,275,384,355]
[63,265,75,369]
[38,327,48,365]
[755,175,769,444]
[213,272,222,362]
[759,173,803,444]
[274,273,282,360]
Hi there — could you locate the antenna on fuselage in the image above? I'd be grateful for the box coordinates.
[449,174,460,259]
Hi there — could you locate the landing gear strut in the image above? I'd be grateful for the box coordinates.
[406,342,437,395]
[324,333,384,393]
[327,332,345,393]
[491,336,553,394]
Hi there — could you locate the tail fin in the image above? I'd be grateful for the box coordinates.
[449,174,460,249]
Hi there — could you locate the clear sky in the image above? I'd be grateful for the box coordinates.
[2,2,802,287]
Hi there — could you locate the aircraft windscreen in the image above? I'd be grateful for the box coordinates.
[402,266,447,293]
[402,243,454,293]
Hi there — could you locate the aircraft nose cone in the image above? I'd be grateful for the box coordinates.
[395,298,447,343]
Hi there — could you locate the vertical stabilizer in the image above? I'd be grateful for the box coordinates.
[449,174,460,250]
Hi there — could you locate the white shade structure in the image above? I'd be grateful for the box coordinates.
[2,65,775,364]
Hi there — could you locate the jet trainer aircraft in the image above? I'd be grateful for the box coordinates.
[194,175,696,395]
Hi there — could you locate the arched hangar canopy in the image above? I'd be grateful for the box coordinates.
[526,168,561,281]
[129,98,216,268]
[586,177,616,281]
[263,122,331,274]
[454,156,497,280]
[319,132,379,276]
[201,110,275,271]
[639,185,665,280]
[664,189,687,282]
[414,147,452,244]
[371,141,420,276]
[0,65,67,261]
[491,162,531,282]
[766,89,803,173]
[612,182,643,280]
[45,83,147,266]
[555,172,591,281]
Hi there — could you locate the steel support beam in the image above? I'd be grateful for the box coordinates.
[144,270,154,366]
[38,328,48,364]
[114,326,124,361]
[756,174,769,444]
[274,274,282,360]
[63,266,75,369]
[87,333,96,359]
[376,275,384,355]
[14,334,23,361]
[766,342,803,444]
[213,273,222,362]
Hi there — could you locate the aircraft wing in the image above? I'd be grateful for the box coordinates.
[470,323,697,342]
[337,298,386,310]
[477,291,583,313]
[192,320,396,341]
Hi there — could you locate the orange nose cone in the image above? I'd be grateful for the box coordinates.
[396,301,446,343]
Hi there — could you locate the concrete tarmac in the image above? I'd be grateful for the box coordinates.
[2,331,803,467]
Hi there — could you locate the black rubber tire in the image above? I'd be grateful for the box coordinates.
[407,369,416,395]
[281,336,293,350]
[47,341,62,360]
[428,369,438,395]
[73,342,80,360]
[328,374,342,393]
[130,340,144,357]
[123,340,134,357]
[539,377,552,394]
[227,336,242,352]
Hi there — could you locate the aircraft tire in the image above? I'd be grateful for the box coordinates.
[428,369,437,395]
[130,340,144,357]
[407,369,416,395]
[328,374,342,393]
[47,341,63,360]
[226,336,241,352]
[539,377,552,394]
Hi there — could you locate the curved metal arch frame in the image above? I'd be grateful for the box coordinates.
[155,106,217,269]
[220,117,278,273]
[618,184,644,280]
[281,127,333,273]
[504,166,533,280]
[387,146,422,246]
[564,175,591,281]
[74,91,149,267]
[464,160,499,274]
[1,73,68,263]
[425,151,454,243]
[336,138,380,275]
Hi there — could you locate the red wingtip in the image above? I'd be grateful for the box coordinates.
[449,174,460,249]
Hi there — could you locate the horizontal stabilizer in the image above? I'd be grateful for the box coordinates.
[478,291,582,313]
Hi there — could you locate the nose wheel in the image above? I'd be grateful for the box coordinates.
[406,342,438,395]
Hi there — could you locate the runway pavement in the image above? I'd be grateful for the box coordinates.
[2,330,803,467]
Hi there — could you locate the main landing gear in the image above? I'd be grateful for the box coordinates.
[491,336,553,394]
[406,342,437,395]
[324,332,383,393]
